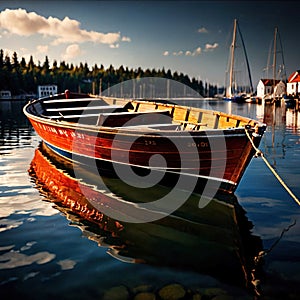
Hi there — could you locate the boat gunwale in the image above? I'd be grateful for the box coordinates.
[24,111,260,139]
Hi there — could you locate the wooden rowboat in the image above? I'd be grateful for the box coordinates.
[23,90,266,195]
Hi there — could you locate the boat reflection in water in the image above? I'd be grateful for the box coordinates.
[28,142,263,295]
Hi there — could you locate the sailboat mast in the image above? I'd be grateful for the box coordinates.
[228,19,237,97]
[237,21,253,94]
[273,27,278,86]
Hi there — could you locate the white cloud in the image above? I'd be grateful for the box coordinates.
[164,46,202,57]
[109,43,119,49]
[173,50,183,56]
[184,47,201,56]
[193,47,201,56]
[121,36,131,42]
[0,8,127,46]
[162,42,219,58]
[198,27,208,33]
[0,9,47,36]
[62,44,82,60]
[205,43,219,51]
[36,45,48,54]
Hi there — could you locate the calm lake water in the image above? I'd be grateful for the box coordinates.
[0,99,300,299]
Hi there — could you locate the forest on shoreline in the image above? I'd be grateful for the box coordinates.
[0,49,218,97]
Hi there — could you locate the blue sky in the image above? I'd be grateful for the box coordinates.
[0,1,299,89]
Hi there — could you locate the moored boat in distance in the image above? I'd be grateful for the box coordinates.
[23,90,266,196]
[224,19,254,103]
[258,27,287,104]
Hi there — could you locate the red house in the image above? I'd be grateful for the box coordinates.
[287,70,300,96]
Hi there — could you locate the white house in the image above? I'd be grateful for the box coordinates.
[256,79,286,99]
[287,70,300,96]
[37,85,58,98]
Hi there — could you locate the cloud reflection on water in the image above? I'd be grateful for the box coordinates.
[0,249,56,270]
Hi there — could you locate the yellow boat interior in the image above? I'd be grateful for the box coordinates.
[30,95,263,132]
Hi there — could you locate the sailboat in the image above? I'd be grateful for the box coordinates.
[261,26,287,104]
[224,19,253,103]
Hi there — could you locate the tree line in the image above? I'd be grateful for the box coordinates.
[0,49,218,97]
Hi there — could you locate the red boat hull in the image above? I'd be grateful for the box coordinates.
[28,116,258,193]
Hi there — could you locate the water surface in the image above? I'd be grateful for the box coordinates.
[1,99,300,299]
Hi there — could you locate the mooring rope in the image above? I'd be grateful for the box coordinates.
[245,128,300,206]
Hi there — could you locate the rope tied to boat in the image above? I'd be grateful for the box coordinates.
[245,127,300,206]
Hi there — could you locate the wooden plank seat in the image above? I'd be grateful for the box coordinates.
[43,102,135,121]
[43,97,100,104]
[48,113,103,119]
[45,105,123,117]
[179,120,208,129]
[43,97,110,109]
[46,105,122,112]
[97,109,172,127]
[117,123,180,131]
